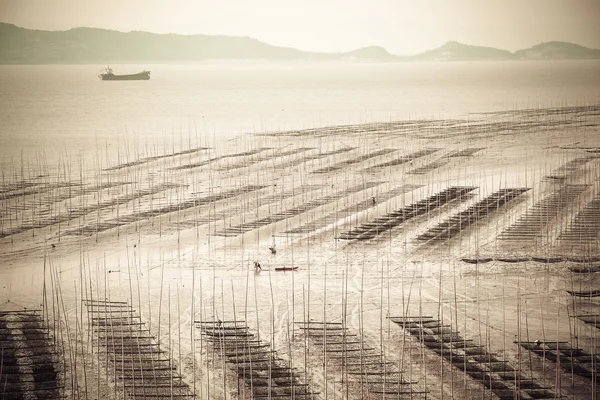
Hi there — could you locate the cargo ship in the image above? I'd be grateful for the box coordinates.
[98,67,150,81]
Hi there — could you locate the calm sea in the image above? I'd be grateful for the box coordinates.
[1,60,599,168]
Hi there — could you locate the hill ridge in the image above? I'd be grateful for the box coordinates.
[1,22,599,64]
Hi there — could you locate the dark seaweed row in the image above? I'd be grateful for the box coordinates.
[272,147,355,170]
[170,148,271,171]
[518,341,600,381]
[0,310,62,400]
[84,300,193,399]
[216,147,315,171]
[0,183,183,239]
[298,321,426,398]
[445,147,485,158]
[284,184,423,235]
[312,148,397,174]
[362,148,440,172]
[214,182,383,237]
[417,188,530,242]
[408,159,450,175]
[499,184,589,241]
[390,316,555,400]
[339,186,477,240]
[542,157,594,182]
[65,184,266,236]
[559,196,600,245]
[104,146,210,171]
[198,320,316,399]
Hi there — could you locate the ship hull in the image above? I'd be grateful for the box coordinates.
[99,71,150,81]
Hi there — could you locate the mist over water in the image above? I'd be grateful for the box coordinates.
[1,60,599,166]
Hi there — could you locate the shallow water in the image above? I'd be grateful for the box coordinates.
[1,60,599,167]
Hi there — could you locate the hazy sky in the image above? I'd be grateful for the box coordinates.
[1,0,599,54]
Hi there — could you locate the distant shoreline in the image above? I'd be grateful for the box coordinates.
[1,22,600,64]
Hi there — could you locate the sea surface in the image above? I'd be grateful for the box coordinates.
[1,60,599,168]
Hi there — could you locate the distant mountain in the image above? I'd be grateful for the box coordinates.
[514,41,600,60]
[413,40,600,61]
[1,23,599,64]
[412,41,515,61]
[0,23,395,64]
[341,46,400,61]
[0,23,316,63]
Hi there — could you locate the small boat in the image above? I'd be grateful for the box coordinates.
[98,67,150,81]
[566,289,600,298]
[275,266,299,272]
[569,265,600,274]
[496,257,531,263]
[461,258,492,264]
[531,257,564,263]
